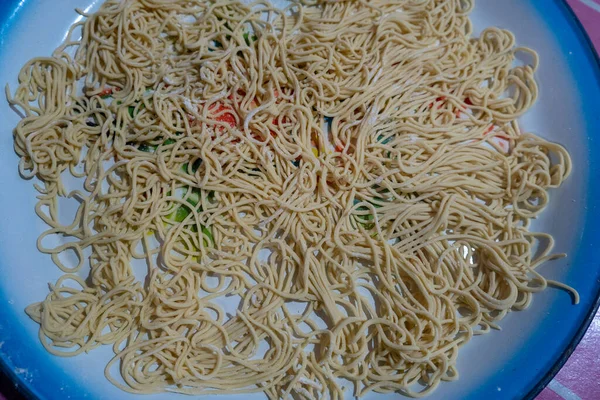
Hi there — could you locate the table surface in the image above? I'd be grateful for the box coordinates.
[1,1,599,399]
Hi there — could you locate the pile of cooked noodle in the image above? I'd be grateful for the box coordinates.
[8,0,575,398]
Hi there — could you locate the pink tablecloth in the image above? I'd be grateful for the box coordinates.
[1,1,599,400]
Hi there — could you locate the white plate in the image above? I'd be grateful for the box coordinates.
[0,1,599,399]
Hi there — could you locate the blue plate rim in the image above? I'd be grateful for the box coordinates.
[524,1,600,396]
[0,0,598,399]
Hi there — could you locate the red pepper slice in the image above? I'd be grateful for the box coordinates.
[209,103,237,128]
[429,96,446,109]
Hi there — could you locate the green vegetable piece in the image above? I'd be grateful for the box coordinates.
[128,106,136,118]
[168,186,214,247]
[189,224,213,246]
[192,159,202,172]
[371,198,385,207]
[186,188,202,207]
[174,205,191,222]
[202,226,214,246]
[356,205,374,222]
[138,143,157,153]
[243,33,258,46]
[185,159,202,174]
[163,138,176,145]
[352,199,376,229]
[377,134,392,145]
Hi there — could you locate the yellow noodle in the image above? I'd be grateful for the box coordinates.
[8,0,576,398]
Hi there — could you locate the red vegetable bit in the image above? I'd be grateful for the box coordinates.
[436,96,446,109]
[228,91,240,104]
[210,103,237,128]
[453,98,473,116]
[228,90,243,102]
[493,130,510,140]
[228,91,259,111]
[429,96,446,109]
[268,118,278,138]
[272,116,290,127]
[270,115,291,137]
[484,125,494,135]
[494,137,510,153]
[273,89,285,104]
[99,87,113,97]
[216,113,237,128]
[335,140,345,152]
